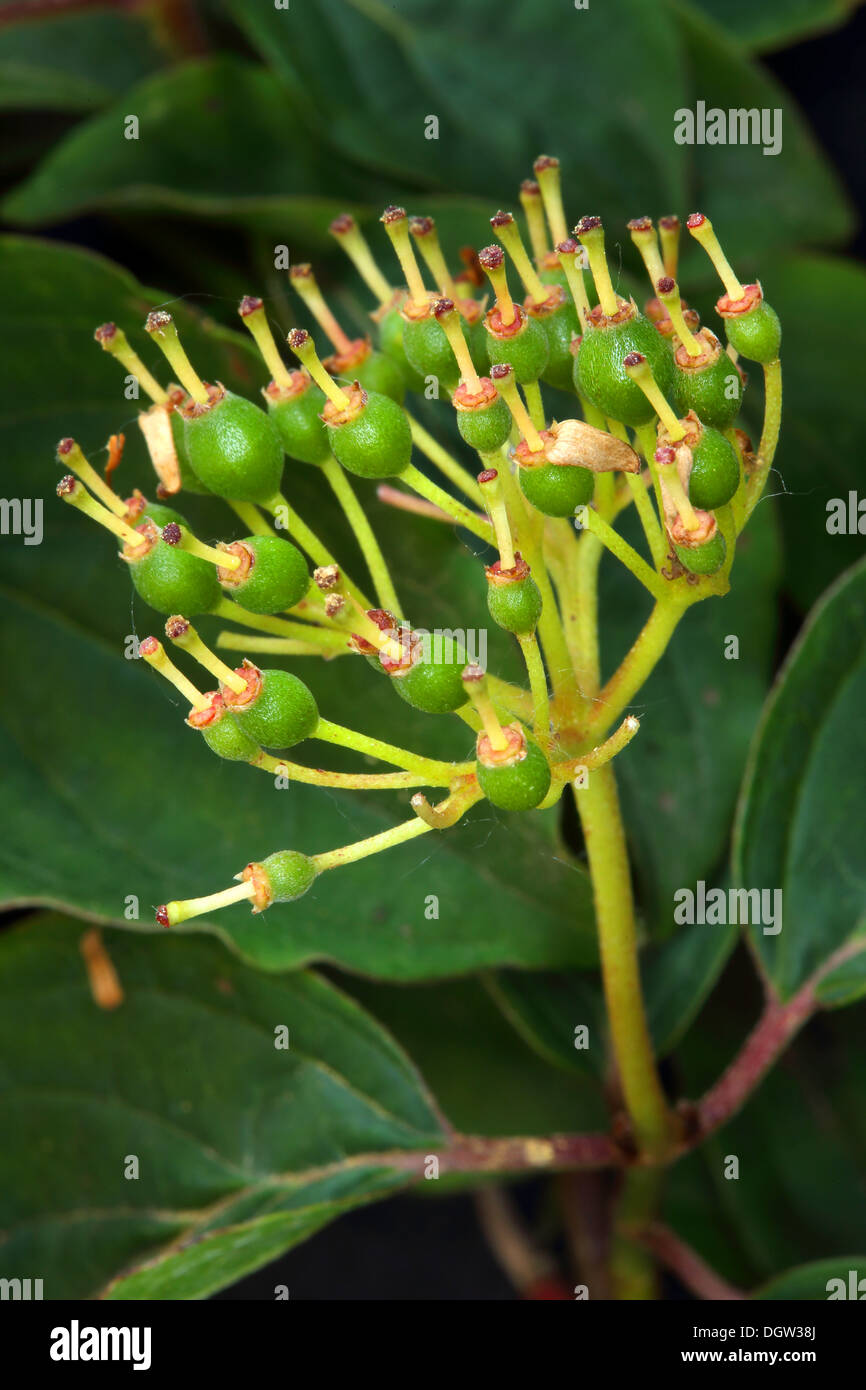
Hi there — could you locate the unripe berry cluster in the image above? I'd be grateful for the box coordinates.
[59,154,781,930]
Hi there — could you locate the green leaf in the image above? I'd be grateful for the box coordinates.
[0,57,380,240]
[734,558,866,1000]
[0,234,596,978]
[0,6,166,111]
[348,975,607,1135]
[752,1257,866,1300]
[665,982,866,1289]
[228,0,688,214]
[670,4,853,267]
[608,499,782,937]
[484,917,737,1077]
[0,914,443,1299]
[759,255,866,611]
[683,0,862,54]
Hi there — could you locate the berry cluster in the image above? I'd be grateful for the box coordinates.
[57,155,781,931]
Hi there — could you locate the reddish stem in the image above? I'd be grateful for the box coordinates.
[634,1223,746,1300]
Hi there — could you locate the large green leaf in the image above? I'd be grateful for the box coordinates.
[0,235,596,977]
[670,4,853,268]
[684,0,862,53]
[347,975,607,1135]
[760,255,866,611]
[0,914,443,1299]
[228,0,687,217]
[734,558,866,1000]
[0,4,166,111]
[0,56,382,239]
[665,978,866,1289]
[752,1257,866,1300]
[485,917,737,1077]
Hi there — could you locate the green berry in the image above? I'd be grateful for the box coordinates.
[687,428,740,511]
[326,387,412,480]
[259,849,317,903]
[486,311,549,384]
[477,736,551,812]
[353,348,406,404]
[135,500,185,530]
[467,313,491,375]
[199,707,260,762]
[576,311,675,426]
[225,666,319,750]
[533,294,581,392]
[129,528,220,617]
[377,301,426,391]
[402,312,459,390]
[486,572,542,635]
[167,406,211,494]
[267,375,330,466]
[519,460,594,517]
[722,299,781,364]
[221,536,309,614]
[672,349,743,430]
[455,392,512,452]
[184,388,284,502]
[392,645,468,714]
[673,529,727,576]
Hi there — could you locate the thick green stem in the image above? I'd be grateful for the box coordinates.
[402,464,494,543]
[585,595,687,739]
[575,764,675,1160]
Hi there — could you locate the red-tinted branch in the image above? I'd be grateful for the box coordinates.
[633,1223,746,1301]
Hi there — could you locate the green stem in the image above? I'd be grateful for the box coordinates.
[315,717,471,783]
[610,1169,663,1299]
[574,764,675,1160]
[518,633,550,745]
[211,597,348,652]
[409,419,485,504]
[585,595,688,740]
[402,464,494,543]
[744,359,782,521]
[321,455,402,615]
[633,419,667,547]
[523,379,546,432]
[625,473,665,570]
[252,750,426,790]
[579,507,668,601]
[227,500,273,538]
[264,490,371,609]
[573,527,603,699]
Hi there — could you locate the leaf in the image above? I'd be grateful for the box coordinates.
[0,56,381,240]
[606,498,782,937]
[664,977,866,1289]
[228,0,688,215]
[670,5,853,267]
[484,916,737,1077]
[757,255,866,611]
[734,558,866,1000]
[0,234,596,977]
[0,6,166,111]
[347,975,608,1135]
[683,0,861,54]
[0,914,443,1299]
[752,1257,866,1300]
